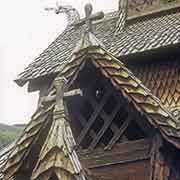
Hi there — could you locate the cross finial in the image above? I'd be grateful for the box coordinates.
[75,3,104,32]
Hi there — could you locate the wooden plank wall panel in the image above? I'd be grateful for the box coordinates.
[78,138,151,168]
[91,160,150,180]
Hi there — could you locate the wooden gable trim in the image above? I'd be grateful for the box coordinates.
[77,138,151,168]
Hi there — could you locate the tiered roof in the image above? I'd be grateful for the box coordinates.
[15,4,180,86]
[1,1,180,179]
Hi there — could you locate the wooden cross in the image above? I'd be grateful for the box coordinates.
[41,77,82,105]
[41,89,82,104]
[75,3,104,32]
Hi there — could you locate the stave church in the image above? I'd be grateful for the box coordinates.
[1,0,180,179]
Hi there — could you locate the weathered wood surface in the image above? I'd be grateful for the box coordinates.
[78,138,151,168]
[105,116,131,150]
[90,160,150,180]
[149,134,180,180]
[31,77,86,180]
[76,91,111,146]
[58,31,180,150]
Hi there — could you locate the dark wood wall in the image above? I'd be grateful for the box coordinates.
[78,138,151,180]
[91,160,150,180]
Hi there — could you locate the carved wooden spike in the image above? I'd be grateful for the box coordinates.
[31,77,85,180]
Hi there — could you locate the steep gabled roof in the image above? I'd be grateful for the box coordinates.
[0,101,55,179]
[15,6,180,86]
[57,31,180,149]
[0,77,87,180]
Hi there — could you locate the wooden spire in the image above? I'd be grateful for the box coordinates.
[31,77,86,180]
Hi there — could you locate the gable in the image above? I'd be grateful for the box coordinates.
[56,34,180,150]
[65,60,152,150]
[65,59,152,180]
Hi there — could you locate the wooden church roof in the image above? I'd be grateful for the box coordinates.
[1,1,180,179]
[1,28,180,179]
[15,4,180,86]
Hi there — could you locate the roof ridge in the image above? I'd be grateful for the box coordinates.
[15,7,180,86]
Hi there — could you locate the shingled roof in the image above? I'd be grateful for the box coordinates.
[0,78,87,180]
[1,18,180,179]
[15,6,180,86]
[56,31,180,149]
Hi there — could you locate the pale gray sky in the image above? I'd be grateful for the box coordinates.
[0,0,118,125]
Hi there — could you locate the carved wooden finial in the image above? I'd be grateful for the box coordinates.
[75,3,104,32]
[45,2,80,25]
[45,2,61,14]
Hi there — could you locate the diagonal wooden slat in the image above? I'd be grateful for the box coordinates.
[111,123,129,143]
[105,116,132,150]
[110,123,119,133]
[78,114,97,139]
[79,114,106,148]
[76,91,111,145]
[89,102,121,150]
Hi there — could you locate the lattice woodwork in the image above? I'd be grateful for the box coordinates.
[66,62,149,150]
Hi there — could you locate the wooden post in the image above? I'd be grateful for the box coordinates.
[150,134,170,180]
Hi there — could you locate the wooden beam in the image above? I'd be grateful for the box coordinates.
[78,138,151,168]
[41,95,56,104]
[41,89,82,104]
[64,89,83,98]
[105,116,132,150]
[78,114,97,139]
[76,91,111,145]
[110,123,119,133]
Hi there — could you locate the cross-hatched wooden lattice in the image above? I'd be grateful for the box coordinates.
[75,87,141,150]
